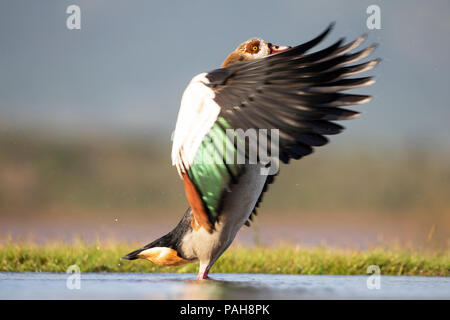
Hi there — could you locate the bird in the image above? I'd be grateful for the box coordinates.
[122,23,380,280]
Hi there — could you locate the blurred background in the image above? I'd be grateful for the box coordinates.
[0,0,449,249]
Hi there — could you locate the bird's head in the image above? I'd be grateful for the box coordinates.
[221,38,291,67]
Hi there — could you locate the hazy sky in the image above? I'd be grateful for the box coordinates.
[1,1,449,147]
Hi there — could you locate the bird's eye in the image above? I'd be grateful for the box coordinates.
[252,46,258,52]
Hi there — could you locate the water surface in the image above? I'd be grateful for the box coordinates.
[1,273,449,299]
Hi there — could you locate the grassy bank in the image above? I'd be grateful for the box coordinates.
[0,242,448,276]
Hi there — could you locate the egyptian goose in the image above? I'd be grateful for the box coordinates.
[122,23,379,279]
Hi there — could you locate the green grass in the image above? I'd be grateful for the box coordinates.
[1,241,448,276]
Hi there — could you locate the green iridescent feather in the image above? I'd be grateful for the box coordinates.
[186,117,244,220]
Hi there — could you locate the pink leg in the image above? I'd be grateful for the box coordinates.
[197,267,210,280]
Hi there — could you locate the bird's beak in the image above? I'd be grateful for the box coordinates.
[268,43,291,54]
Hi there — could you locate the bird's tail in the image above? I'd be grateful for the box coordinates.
[121,247,145,260]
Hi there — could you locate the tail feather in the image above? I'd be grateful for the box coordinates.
[121,248,144,260]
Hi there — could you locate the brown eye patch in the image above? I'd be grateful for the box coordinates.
[245,40,260,54]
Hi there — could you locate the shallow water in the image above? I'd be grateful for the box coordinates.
[1,273,449,299]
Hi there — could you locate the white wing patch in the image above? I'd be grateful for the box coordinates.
[171,73,221,176]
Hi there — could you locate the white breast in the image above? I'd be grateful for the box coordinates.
[171,73,221,176]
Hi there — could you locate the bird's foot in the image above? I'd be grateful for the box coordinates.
[197,270,210,280]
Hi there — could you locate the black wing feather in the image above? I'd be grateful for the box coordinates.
[204,24,379,225]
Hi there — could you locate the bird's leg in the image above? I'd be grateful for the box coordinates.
[197,270,210,280]
[197,262,211,280]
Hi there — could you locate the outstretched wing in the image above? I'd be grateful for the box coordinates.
[171,24,379,231]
